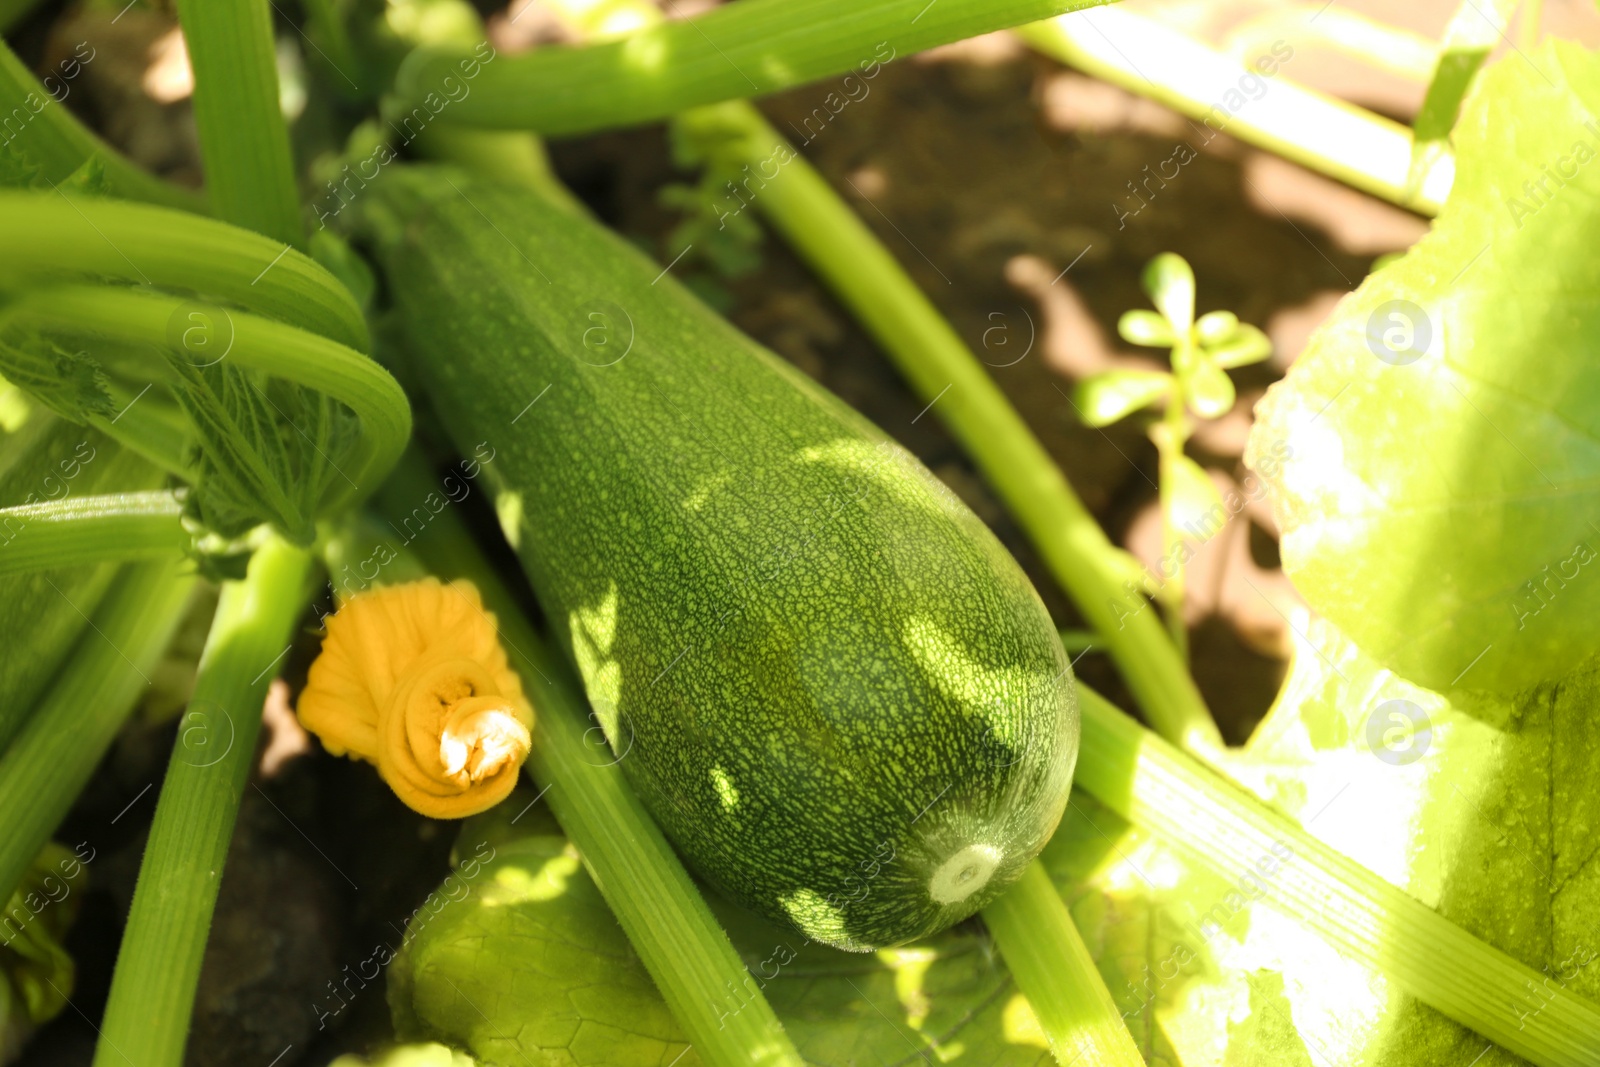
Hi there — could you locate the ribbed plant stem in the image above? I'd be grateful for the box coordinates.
[175,0,304,245]
[0,40,201,210]
[94,538,312,1067]
[0,193,367,352]
[983,862,1144,1066]
[671,100,1222,754]
[1074,684,1600,1067]
[0,559,196,901]
[376,451,806,1067]
[0,492,186,576]
[401,0,1110,136]
[1015,9,1451,215]
[6,285,411,519]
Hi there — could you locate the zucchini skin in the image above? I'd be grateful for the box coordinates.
[361,168,1078,950]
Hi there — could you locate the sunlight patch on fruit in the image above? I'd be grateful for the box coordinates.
[797,437,967,521]
[569,582,625,743]
[710,764,741,811]
[899,614,1037,750]
[778,887,851,947]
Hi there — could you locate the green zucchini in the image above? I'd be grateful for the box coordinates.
[358,168,1078,950]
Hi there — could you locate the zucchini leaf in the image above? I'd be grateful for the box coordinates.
[0,842,89,1044]
[390,833,1049,1066]
[329,1047,477,1067]
[162,353,357,545]
[1229,619,1600,1066]
[1246,39,1600,695]
[1046,614,1600,1067]
[0,336,114,424]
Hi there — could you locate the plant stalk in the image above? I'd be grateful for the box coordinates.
[93,538,312,1067]
[1015,8,1452,215]
[0,40,202,211]
[1223,6,1438,82]
[1153,382,1192,662]
[982,861,1145,1066]
[0,193,368,352]
[174,0,305,246]
[400,0,1111,136]
[0,558,196,901]
[1075,684,1600,1067]
[0,492,187,577]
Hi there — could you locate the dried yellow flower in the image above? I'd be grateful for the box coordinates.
[297,578,534,819]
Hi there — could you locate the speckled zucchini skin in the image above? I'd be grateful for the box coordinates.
[360,168,1078,950]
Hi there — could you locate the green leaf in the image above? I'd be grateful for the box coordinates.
[0,337,114,423]
[329,1047,477,1067]
[1117,309,1175,348]
[1194,310,1238,346]
[1,841,88,1034]
[1246,39,1600,694]
[391,833,1063,1066]
[391,836,694,1065]
[1141,253,1194,334]
[1040,618,1600,1067]
[1074,369,1170,427]
[394,633,1600,1067]
[1209,323,1272,369]
[1218,619,1600,1065]
[162,349,355,545]
[0,138,43,190]
[58,157,107,198]
[1413,0,1518,145]
[1184,362,1236,419]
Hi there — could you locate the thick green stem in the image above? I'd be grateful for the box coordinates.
[407,123,585,214]
[0,40,202,211]
[1225,6,1437,82]
[4,285,411,518]
[0,491,186,576]
[95,538,313,1067]
[1153,390,1192,662]
[672,101,1222,753]
[1409,0,1517,187]
[0,193,367,352]
[175,0,304,246]
[0,558,196,900]
[376,452,806,1067]
[1075,685,1600,1067]
[399,0,1110,136]
[983,862,1144,1066]
[1015,9,1452,215]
